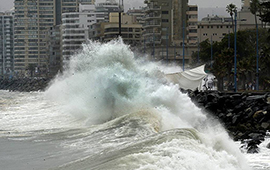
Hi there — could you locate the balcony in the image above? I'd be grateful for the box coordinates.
[143,30,161,37]
[143,22,161,29]
[144,36,162,45]
[145,6,161,13]
[143,13,161,20]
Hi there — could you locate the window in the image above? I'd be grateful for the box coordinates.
[162,11,168,14]
[189,29,197,33]
[162,19,168,23]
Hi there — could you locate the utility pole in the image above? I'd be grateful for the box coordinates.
[256,20,259,90]
[211,35,213,68]
[166,28,169,63]
[228,30,230,48]
[183,20,185,71]
[197,38,200,64]
[153,30,155,60]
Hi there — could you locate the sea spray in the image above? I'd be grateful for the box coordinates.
[45,38,251,170]
[45,38,203,128]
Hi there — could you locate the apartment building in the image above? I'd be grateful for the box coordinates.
[95,0,121,23]
[142,0,199,63]
[54,0,95,25]
[61,4,97,60]
[46,25,61,78]
[187,5,198,46]
[13,0,95,77]
[0,11,14,78]
[127,7,146,25]
[197,15,232,43]
[197,0,262,44]
[14,0,56,77]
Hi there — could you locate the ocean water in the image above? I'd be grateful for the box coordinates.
[0,39,269,170]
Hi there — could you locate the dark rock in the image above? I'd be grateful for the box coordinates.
[261,122,270,129]
[232,115,241,125]
[247,145,259,154]
[266,143,270,149]
[0,78,50,92]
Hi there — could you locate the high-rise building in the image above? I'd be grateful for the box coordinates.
[14,0,56,77]
[0,11,14,78]
[186,5,198,46]
[143,0,188,46]
[46,25,61,78]
[143,0,195,62]
[13,0,95,77]
[55,0,95,25]
[95,0,121,23]
[61,4,97,60]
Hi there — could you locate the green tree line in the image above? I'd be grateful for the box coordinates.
[192,1,270,91]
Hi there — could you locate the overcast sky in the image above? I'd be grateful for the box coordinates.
[0,0,242,19]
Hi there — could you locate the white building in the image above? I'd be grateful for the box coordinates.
[0,11,14,78]
[95,0,121,23]
[61,4,97,60]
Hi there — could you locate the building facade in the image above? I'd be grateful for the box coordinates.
[61,4,97,60]
[197,15,233,43]
[95,0,121,23]
[14,0,56,77]
[127,7,146,25]
[57,0,95,24]
[13,0,95,77]
[0,11,14,78]
[89,12,142,47]
[142,0,198,64]
[186,5,198,46]
[46,25,61,78]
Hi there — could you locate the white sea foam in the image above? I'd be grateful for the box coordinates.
[44,38,251,170]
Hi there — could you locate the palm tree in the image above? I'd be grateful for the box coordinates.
[250,0,260,29]
[250,0,260,90]
[226,3,237,33]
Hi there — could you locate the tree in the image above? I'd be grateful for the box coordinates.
[258,1,270,24]
[250,0,260,30]
[211,48,234,90]
[27,64,36,77]
[226,3,237,33]
[192,29,270,91]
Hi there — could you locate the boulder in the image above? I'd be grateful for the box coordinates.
[261,122,270,129]
[266,143,270,149]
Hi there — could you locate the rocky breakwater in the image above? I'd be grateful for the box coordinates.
[185,89,270,153]
[0,78,50,92]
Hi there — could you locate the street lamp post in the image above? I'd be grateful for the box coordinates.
[228,30,230,48]
[197,38,200,64]
[182,20,185,71]
[166,28,169,63]
[144,36,146,54]
[211,35,213,68]
[118,0,122,36]
[234,10,237,92]
[153,30,155,60]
